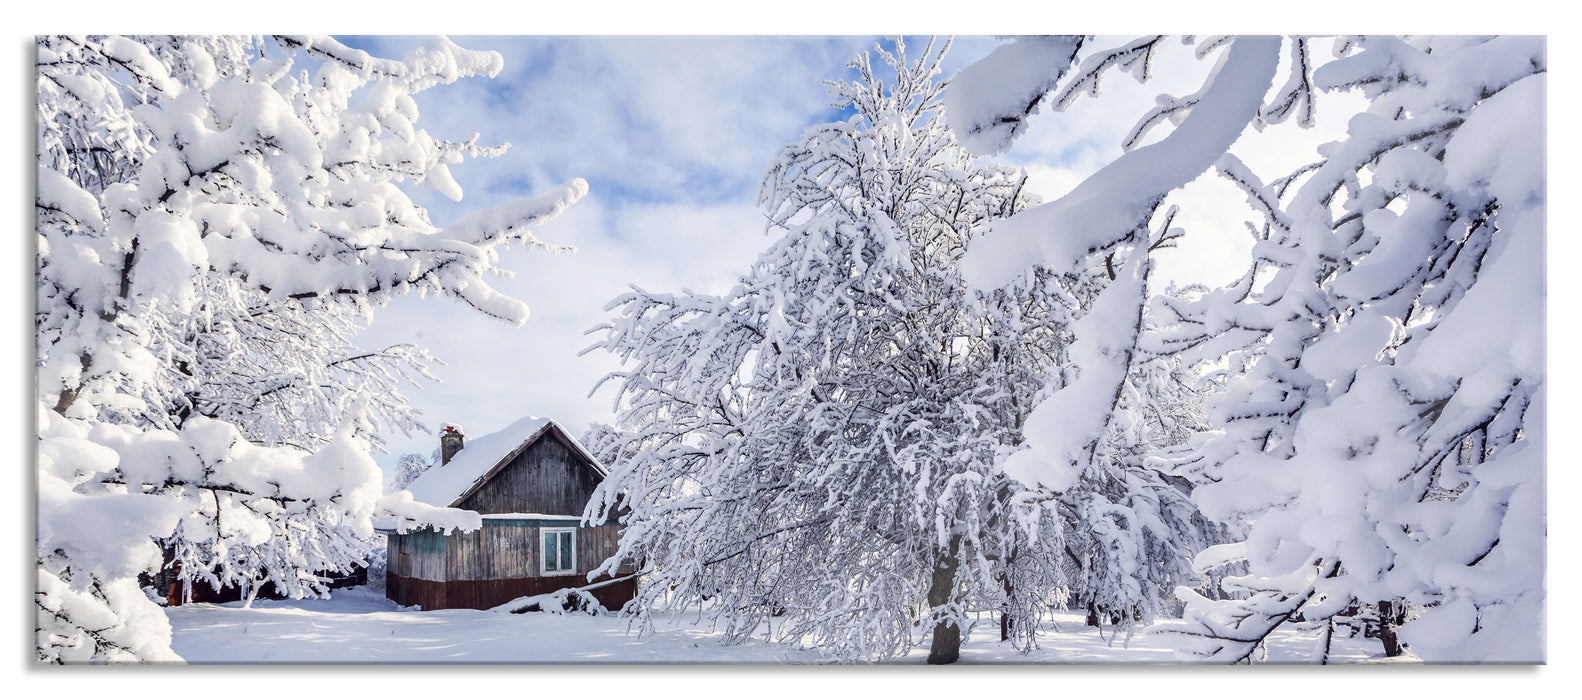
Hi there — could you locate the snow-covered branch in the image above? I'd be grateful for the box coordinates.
[35,34,582,663]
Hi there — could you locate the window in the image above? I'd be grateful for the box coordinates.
[541,527,576,575]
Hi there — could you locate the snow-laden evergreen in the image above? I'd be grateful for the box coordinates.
[587,39,1050,663]
[948,35,1545,663]
[35,35,580,662]
[585,38,1219,663]
[389,452,433,491]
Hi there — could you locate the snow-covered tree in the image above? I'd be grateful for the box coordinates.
[938,36,1238,641]
[949,35,1545,663]
[586,38,1069,663]
[1054,356,1225,633]
[36,35,580,662]
[389,452,433,492]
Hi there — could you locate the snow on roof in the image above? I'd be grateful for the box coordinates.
[373,512,585,532]
[403,416,605,508]
[479,513,583,520]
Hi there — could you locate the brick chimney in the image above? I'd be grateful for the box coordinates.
[440,425,465,465]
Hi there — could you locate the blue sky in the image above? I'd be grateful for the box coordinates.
[338,36,994,210]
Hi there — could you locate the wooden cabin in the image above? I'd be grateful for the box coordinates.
[378,417,636,611]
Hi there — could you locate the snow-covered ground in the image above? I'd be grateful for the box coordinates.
[166,586,1393,664]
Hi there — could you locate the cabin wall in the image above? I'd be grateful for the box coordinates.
[455,433,602,516]
[446,521,538,581]
[579,524,634,576]
[385,523,635,612]
[442,522,633,582]
[440,575,640,612]
[385,528,452,609]
[383,522,638,611]
[393,527,449,581]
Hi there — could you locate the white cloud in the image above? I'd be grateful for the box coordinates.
[348,36,879,213]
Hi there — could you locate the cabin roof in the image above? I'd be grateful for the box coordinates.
[370,512,591,533]
[404,416,608,508]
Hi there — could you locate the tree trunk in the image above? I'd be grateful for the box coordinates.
[242,578,261,608]
[999,546,1017,642]
[927,535,962,665]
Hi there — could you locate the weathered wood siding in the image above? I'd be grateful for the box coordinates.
[386,523,636,609]
[385,527,451,609]
[385,572,639,611]
[579,524,635,576]
[446,522,538,581]
[386,574,448,610]
[437,521,633,582]
[456,432,601,516]
[390,527,449,581]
